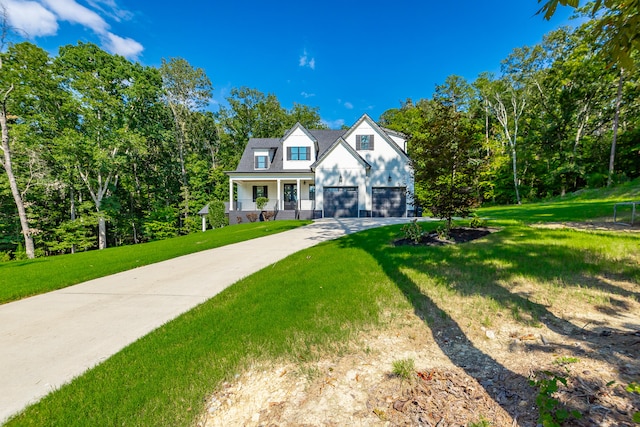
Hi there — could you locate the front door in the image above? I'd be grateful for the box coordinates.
[284,184,297,210]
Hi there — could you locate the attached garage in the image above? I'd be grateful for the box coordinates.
[372,187,406,217]
[324,187,358,217]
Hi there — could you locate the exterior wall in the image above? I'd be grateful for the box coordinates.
[236,181,278,211]
[315,142,368,213]
[282,126,316,170]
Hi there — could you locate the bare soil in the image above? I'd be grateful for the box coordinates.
[198,225,640,427]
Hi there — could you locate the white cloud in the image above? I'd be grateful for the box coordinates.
[5,0,58,37]
[4,0,143,60]
[42,0,109,33]
[322,118,345,129]
[344,101,354,110]
[104,32,143,59]
[299,49,315,70]
[300,91,315,98]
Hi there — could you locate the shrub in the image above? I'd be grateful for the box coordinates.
[246,213,258,222]
[207,200,227,229]
[401,219,423,244]
[256,197,269,210]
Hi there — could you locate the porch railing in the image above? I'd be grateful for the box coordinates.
[232,198,315,211]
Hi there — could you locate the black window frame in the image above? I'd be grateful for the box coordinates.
[356,134,375,151]
[287,146,310,161]
[254,155,268,170]
[252,185,268,202]
[309,184,316,201]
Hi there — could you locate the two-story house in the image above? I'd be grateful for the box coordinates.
[226,114,414,223]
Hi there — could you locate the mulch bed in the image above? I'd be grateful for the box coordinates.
[394,227,495,246]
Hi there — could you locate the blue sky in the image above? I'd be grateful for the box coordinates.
[6,0,575,129]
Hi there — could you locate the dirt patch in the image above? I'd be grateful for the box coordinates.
[532,222,640,233]
[198,307,640,426]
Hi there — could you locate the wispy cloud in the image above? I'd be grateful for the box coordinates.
[299,49,315,70]
[322,118,345,129]
[300,91,315,98]
[344,101,354,110]
[5,0,143,59]
[4,0,58,37]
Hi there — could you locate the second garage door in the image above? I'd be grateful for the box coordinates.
[372,187,406,217]
[324,187,358,218]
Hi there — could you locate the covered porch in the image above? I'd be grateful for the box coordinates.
[227,173,318,223]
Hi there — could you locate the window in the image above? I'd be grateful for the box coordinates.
[252,185,268,201]
[356,135,374,151]
[287,146,310,161]
[309,184,315,201]
[254,155,268,169]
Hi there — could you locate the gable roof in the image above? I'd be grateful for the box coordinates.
[342,113,410,161]
[311,137,371,171]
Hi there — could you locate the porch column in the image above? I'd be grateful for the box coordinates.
[228,178,234,211]
[277,178,281,210]
[296,178,301,210]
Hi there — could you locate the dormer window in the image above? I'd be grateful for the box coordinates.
[357,135,374,150]
[287,146,310,161]
[254,155,268,169]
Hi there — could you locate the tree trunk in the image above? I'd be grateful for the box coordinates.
[0,103,35,259]
[608,68,624,187]
[98,215,107,250]
[511,146,521,205]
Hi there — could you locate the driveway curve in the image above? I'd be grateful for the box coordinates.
[0,218,423,422]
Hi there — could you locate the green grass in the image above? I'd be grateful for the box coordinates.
[0,221,309,304]
[6,183,640,426]
[478,178,640,224]
[8,211,640,426]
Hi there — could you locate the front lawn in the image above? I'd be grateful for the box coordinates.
[0,221,309,304]
[8,215,639,426]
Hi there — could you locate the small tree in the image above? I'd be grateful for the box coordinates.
[410,101,482,231]
[207,200,227,229]
[255,196,268,210]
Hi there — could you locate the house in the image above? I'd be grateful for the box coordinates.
[226,114,414,223]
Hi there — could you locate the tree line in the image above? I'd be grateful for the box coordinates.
[380,9,639,217]
[1,5,638,259]
[0,41,325,259]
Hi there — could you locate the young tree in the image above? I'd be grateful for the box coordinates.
[410,101,482,231]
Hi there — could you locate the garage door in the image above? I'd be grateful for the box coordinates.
[324,187,358,218]
[372,187,406,217]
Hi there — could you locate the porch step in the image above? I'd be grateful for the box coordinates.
[275,210,297,220]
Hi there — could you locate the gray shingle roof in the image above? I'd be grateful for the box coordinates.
[231,129,348,174]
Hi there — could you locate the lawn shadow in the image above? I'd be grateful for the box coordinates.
[338,224,640,424]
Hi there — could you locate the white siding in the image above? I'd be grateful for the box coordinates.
[315,141,368,213]
[282,126,315,170]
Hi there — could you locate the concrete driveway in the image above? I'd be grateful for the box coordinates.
[0,217,423,423]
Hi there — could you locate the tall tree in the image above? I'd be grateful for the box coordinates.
[55,43,147,249]
[0,42,58,258]
[159,57,213,227]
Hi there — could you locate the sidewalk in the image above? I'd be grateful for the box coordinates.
[0,218,418,423]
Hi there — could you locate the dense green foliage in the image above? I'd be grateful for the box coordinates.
[207,200,227,229]
[381,15,640,208]
[0,221,308,304]
[0,44,325,258]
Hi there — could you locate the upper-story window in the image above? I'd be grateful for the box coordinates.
[254,155,268,169]
[356,135,374,150]
[287,146,310,161]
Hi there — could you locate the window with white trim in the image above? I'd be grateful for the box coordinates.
[356,135,374,150]
[254,155,268,169]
